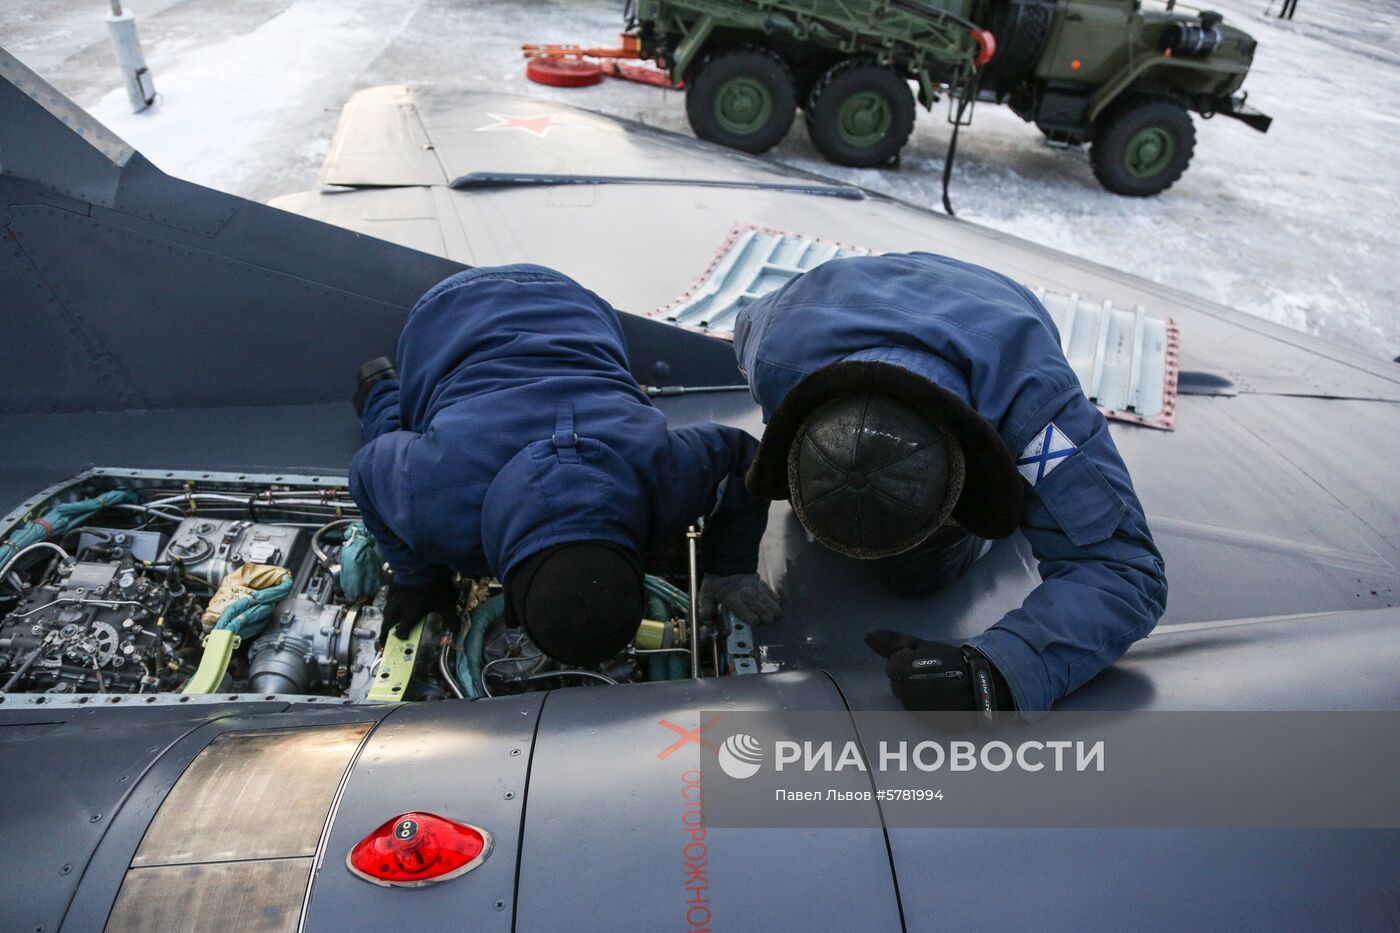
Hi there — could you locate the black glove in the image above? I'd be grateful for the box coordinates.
[699,573,782,627]
[864,629,1014,718]
[354,356,398,417]
[382,579,457,642]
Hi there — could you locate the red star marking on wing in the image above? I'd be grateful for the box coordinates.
[473,112,573,138]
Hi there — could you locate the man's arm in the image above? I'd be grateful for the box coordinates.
[667,424,769,574]
[349,432,450,588]
[967,394,1167,718]
[359,378,402,444]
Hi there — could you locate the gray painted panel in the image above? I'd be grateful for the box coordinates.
[302,697,542,933]
[328,88,843,190]
[888,828,1399,932]
[516,673,904,932]
[319,86,447,187]
[0,702,388,933]
[827,606,1400,715]
[0,50,129,206]
[0,207,121,411]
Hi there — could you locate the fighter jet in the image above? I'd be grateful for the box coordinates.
[0,51,1396,932]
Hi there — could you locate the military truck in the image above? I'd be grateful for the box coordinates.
[630,0,1271,195]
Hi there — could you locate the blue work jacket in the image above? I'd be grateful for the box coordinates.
[350,266,765,587]
[735,253,1167,713]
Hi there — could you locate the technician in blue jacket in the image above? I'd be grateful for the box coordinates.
[350,265,778,665]
[734,253,1166,717]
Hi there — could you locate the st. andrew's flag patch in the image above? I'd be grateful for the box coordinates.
[1016,423,1076,485]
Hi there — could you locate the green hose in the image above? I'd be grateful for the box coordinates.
[456,577,690,696]
[212,574,294,639]
[457,594,505,699]
[645,575,690,613]
[0,490,136,569]
[337,522,383,601]
[644,578,690,681]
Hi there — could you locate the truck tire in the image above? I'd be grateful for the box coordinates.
[685,48,796,154]
[1090,98,1195,196]
[981,0,1056,99]
[805,60,915,168]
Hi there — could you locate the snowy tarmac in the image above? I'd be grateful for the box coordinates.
[5,0,1398,360]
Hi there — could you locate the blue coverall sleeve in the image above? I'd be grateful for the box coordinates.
[350,380,451,588]
[967,391,1167,718]
[667,424,769,576]
[359,379,402,444]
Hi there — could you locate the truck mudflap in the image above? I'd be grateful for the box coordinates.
[1216,93,1271,132]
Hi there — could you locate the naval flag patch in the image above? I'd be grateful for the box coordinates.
[1017,423,1076,485]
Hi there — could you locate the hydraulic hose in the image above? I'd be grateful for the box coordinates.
[460,577,692,695]
[310,518,356,569]
[645,574,690,612]
[459,594,505,699]
[0,541,72,582]
[0,490,135,571]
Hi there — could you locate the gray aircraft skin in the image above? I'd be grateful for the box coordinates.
[1,49,1398,932]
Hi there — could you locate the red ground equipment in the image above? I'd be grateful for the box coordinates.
[523,35,680,89]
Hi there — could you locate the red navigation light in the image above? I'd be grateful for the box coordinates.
[346,812,493,887]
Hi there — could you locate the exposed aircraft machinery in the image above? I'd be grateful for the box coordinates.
[0,470,752,700]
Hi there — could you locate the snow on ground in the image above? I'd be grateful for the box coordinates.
[6,0,1399,360]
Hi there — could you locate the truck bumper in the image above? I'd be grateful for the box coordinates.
[1217,94,1272,133]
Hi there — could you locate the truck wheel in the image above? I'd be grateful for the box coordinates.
[981,0,1056,99]
[685,48,796,154]
[805,60,915,167]
[1090,99,1195,196]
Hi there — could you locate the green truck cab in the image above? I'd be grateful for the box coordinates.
[630,0,1271,195]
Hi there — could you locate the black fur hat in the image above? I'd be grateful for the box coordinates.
[504,541,644,666]
[746,361,1023,540]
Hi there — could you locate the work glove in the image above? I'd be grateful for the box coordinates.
[381,578,458,643]
[865,629,1013,717]
[699,573,782,627]
[353,357,398,417]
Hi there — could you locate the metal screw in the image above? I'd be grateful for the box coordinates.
[89,813,102,823]
[509,748,521,757]
[494,900,506,911]
[60,864,72,875]
[503,791,515,800]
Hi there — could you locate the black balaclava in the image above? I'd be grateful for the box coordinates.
[504,541,644,666]
[788,392,966,559]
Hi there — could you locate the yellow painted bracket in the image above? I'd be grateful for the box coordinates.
[367,617,427,702]
[182,629,240,694]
